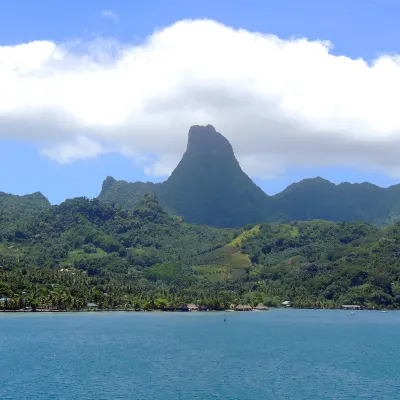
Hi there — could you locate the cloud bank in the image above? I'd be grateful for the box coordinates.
[1,19,400,178]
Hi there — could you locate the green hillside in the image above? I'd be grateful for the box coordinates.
[0,191,51,242]
[2,193,400,310]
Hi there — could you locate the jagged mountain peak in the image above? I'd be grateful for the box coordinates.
[186,124,234,156]
[101,176,117,191]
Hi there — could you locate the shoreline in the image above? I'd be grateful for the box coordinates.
[0,307,391,313]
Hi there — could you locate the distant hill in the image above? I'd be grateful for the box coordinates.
[0,191,50,215]
[100,177,159,211]
[0,192,51,241]
[273,178,400,226]
[99,125,400,227]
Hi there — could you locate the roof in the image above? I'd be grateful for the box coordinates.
[236,304,252,309]
[87,302,98,307]
[282,301,291,305]
[254,303,268,309]
[0,297,9,301]
[187,304,198,308]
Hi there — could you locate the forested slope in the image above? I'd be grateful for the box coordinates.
[1,193,400,310]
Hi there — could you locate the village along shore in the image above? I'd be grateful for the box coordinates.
[1,301,381,313]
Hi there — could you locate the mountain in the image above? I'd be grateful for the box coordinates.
[99,125,279,227]
[99,125,400,228]
[159,125,279,226]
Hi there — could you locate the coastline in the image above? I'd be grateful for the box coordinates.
[0,307,390,313]
[0,309,234,313]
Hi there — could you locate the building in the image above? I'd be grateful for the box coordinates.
[177,304,200,311]
[281,301,291,307]
[176,304,189,311]
[87,302,98,309]
[235,304,252,311]
[253,303,269,311]
[37,304,58,311]
[342,305,361,310]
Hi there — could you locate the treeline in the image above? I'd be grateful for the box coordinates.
[1,194,400,310]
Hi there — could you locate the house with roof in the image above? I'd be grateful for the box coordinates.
[235,304,252,311]
[281,300,291,307]
[253,303,269,311]
[342,305,361,310]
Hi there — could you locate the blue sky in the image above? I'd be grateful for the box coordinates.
[1,0,400,203]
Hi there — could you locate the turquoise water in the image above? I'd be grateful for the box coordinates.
[0,310,399,399]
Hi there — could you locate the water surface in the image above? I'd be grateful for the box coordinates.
[0,309,399,399]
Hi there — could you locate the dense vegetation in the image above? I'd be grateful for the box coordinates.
[0,191,50,219]
[99,125,400,228]
[2,191,400,311]
[242,221,400,308]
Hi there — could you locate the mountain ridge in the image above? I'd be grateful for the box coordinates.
[2,124,400,228]
[99,125,400,227]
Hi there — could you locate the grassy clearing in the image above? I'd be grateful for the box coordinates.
[228,225,260,247]
[64,248,107,263]
[195,246,239,264]
[192,244,252,281]
[229,252,252,269]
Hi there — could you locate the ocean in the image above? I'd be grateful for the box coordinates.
[0,309,399,399]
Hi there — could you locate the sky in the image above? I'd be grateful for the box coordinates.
[2,0,400,203]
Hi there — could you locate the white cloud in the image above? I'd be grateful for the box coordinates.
[2,19,400,178]
[101,10,118,21]
[41,136,104,164]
